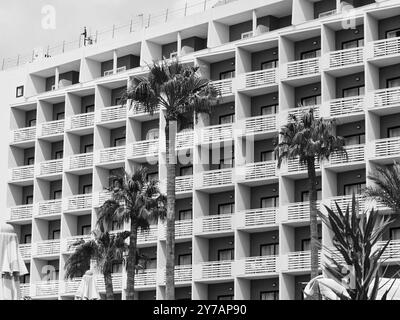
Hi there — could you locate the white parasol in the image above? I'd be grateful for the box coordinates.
[74,270,100,300]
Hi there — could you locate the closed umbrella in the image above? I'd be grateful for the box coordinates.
[0,223,28,300]
[74,270,100,300]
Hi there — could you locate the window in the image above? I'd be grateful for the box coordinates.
[24,234,32,244]
[25,196,33,205]
[21,274,30,284]
[390,227,400,240]
[28,119,37,127]
[387,77,400,88]
[343,86,365,98]
[218,203,235,215]
[84,144,94,153]
[85,105,95,113]
[114,137,126,147]
[52,230,61,240]
[261,60,278,70]
[219,157,235,169]
[261,105,277,115]
[56,112,65,120]
[301,49,321,60]
[180,166,193,176]
[83,185,92,194]
[261,150,275,162]
[147,258,157,269]
[261,196,279,208]
[386,28,400,39]
[341,38,364,49]
[53,190,62,200]
[219,70,235,80]
[218,248,234,261]
[260,243,279,256]
[115,97,122,105]
[344,182,366,196]
[16,86,24,98]
[146,129,159,140]
[147,172,159,182]
[388,126,400,138]
[219,113,235,124]
[112,263,123,274]
[81,225,91,236]
[55,151,63,159]
[178,254,192,266]
[218,295,234,300]
[301,95,321,106]
[344,134,365,145]
[260,291,279,300]
[179,209,192,221]
[26,157,35,165]
[301,190,322,202]
[301,237,322,251]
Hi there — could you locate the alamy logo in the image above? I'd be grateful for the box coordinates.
[41,5,56,30]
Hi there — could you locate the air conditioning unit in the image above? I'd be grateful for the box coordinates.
[241,31,254,39]
[319,9,336,18]
[104,69,114,77]
[170,51,178,59]
[33,47,45,61]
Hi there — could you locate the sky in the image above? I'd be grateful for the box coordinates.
[0,0,201,60]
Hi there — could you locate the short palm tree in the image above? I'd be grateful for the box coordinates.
[275,108,347,294]
[64,230,129,300]
[364,161,400,213]
[97,167,166,300]
[121,59,220,299]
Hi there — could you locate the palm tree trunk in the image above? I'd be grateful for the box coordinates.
[165,119,176,300]
[104,271,114,300]
[126,223,138,300]
[307,159,320,300]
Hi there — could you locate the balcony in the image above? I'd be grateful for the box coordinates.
[327,47,364,69]
[283,58,320,80]
[237,161,277,185]
[36,200,62,218]
[135,269,157,288]
[66,112,94,131]
[10,127,36,145]
[33,239,60,257]
[96,273,123,292]
[32,281,59,297]
[64,194,92,212]
[194,214,233,236]
[128,103,160,121]
[373,137,400,159]
[176,175,193,194]
[372,87,400,110]
[160,220,193,241]
[237,256,278,277]
[38,120,64,138]
[200,123,233,145]
[137,225,158,246]
[286,157,321,175]
[198,168,233,190]
[161,265,192,285]
[8,205,33,222]
[328,194,365,213]
[37,159,63,177]
[95,146,126,165]
[329,96,364,118]
[9,165,34,184]
[65,153,93,172]
[61,278,81,295]
[19,243,32,261]
[210,79,233,96]
[327,144,365,168]
[241,114,277,137]
[284,201,321,224]
[194,261,233,282]
[176,130,194,149]
[61,235,92,253]
[127,140,158,161]
[20,284,30,298]
[236,208,278,231]
[378,239,400,262]
[93,191,113,208]
[237,69,278,94]
[96,105,127,125]
[369,37,400,60]
[287,105,320,121]
[284,251,321,273]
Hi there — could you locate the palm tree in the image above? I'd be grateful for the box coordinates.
[275,108,346,296]
[96,167,166,300]
[64,230,129,300]
[121,59,220,299]
[364,161,400,214]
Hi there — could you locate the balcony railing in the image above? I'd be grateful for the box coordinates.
[288,105,320,121]
[378,239,400,261]
[33,281,59,297]
[62,278,81,295]
[20,284,30,297]
[160,220,193,239]
[200,168,233,188]
[37,200,62,217]
[96,146,126,164]
[93,191,113,207]
[62,235,92,253]
[66,153,93,170]
[38,120,65,137]
[329,144,365,165]
[372,37,400,58]
[210,79,233,96]
[287,251,321,271]
[96,105,127,123]
[373,87,400,109]
[37,159,63,176]
[96,273,123,291]
[240,208,278,228]
[201,123,233,144]
[239,161,277,181]
[329,96,364,117]
[19,244,32,260]
[137,225,158,244]
[129,102,160,116]
[199,260,233,280]
[162,265,192,284]
[243,69,277,88]
[286,201,321,222]
[33,240,60,257]
[244,114,277,135]
[329,47,364,68]
[176,175,193,193]
[286,58,320,78]
[64,194,92,211]
[176,130,194,149]
[287,158,320,173]
[374,137,400,158]
[198,214,233,234]
[9,205,33,221]
[242,255,278,275]
[136,269,157,287]
[11,127,36,144]
[128,140,159,158]
[329,194,365,213]
[66,112,94,130]
[9,165,35,182]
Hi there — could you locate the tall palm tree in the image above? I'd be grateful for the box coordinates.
[121,59,220,299]
[275,108,346,296]
[97,167,166,300]
[64,230,129,300]
[364,161,400,214]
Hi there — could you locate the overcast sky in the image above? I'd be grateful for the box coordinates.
[0,0,203,60]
